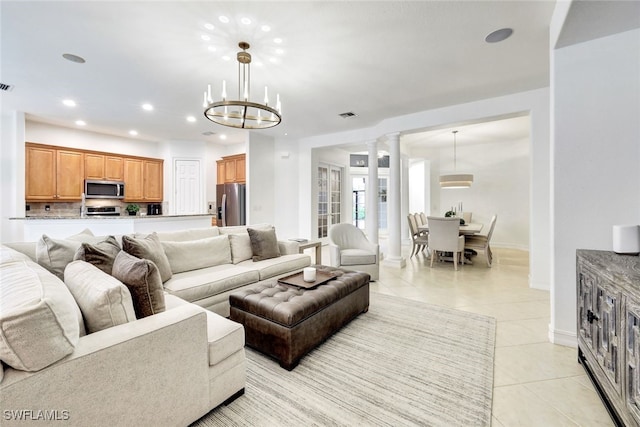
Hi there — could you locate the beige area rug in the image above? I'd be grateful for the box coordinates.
[192,293,496,427]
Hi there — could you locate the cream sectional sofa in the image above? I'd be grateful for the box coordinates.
[0,224,310,426]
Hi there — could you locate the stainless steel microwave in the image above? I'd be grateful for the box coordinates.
[84,180,125,199]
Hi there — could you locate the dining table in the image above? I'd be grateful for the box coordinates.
[418,222,484,236]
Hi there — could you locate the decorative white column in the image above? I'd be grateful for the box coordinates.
[382,132,406,268]
[366,139,379,244]
[401,153,410,242]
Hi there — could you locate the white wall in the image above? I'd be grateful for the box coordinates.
[247,133,275,226]
[0,111,26,242]
[550,28,640,345]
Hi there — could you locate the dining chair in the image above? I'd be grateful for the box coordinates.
[407,214,429,257]
[419,212,428,227]
[464,214,497,267]
[461,212,472,224]
[426,216,465,270]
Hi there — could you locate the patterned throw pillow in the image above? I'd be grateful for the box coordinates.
[247,227,281,262]
[111,251,166,319]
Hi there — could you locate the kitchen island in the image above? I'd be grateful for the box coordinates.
[8,214,214,242]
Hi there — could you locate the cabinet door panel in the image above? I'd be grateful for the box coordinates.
[105,156,124,181]
[144,160,163,201]
[627,300,640,423]
[594,278,622,394]
[235,157,246,182]
[26,146,56,200]
[224,159,237,182]
[56,150,84,200]
[124,159,144,201]
[85,153,105,180]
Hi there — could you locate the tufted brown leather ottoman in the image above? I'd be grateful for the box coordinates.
[229,265,370,370]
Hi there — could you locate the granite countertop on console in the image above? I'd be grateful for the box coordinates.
[11,214,214,220]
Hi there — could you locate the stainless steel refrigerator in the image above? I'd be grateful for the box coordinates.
[216,183,246,226]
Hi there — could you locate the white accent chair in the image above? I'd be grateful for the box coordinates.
[329,223,379,280]
[408,214,429,257]
[427,216,465,270]
[465,214,497,267]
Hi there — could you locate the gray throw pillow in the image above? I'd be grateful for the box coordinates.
[73,236,121,275]
[122,232,172,282]
[111,251,166,319]
[247,227,281,262]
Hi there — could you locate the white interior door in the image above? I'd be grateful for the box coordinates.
[175,159,201,215]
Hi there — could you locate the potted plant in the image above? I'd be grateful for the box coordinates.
[125,204,140,216]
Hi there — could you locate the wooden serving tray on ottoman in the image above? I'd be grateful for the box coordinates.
[277,270,338,289]
[229,265,370,370]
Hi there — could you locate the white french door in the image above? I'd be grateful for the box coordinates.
[317,163,343,239]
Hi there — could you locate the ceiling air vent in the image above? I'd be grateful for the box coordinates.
[0,83,14,92]
[339,111,357,119]
[202,131,216,136]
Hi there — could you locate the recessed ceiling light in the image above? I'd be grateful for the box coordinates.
[261,25,271,32]
[276,48,284,55]
[62,99,76,107]
[204,23,214,31]
[219,16,229,24]
[142,103,153,111]
[186,116,196,123]
[75,120,86,126]
[219,134,227,140]
[201,34,211,41]
[273,38,283,44]
[208,46,216,52]
[129,130,138,136]
[241,17,251,25]
[222,55,231,61]
[62,53,85,63]
[485,28,513,43]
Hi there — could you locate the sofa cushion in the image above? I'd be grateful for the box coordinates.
[248,227,281,262]
[163,264,259,303]
[161,235,231,274]
[64,260,136,333]
[340,248,377,265]
[0,257,80,371]
[112,251,166,319]
[228,234,253,264]
[237,254,311,280]
[218,223,271,235]
[122,232,172,282]
[73,236,121,275]
[164,294,245,366]
[156,227,220,242]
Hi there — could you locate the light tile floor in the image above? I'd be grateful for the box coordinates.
[318,244,613,426]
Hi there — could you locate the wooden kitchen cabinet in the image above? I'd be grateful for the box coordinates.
[123,157,163,202]
[217,154,246,183]
[85,153,124,181]
[25,143,84,201]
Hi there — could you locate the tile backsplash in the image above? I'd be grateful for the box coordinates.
[26,201,166,217]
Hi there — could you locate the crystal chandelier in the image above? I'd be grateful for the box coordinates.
[439,130,474,188]
[203,42,282,129]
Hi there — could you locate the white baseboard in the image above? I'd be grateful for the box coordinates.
[548,326,577,348]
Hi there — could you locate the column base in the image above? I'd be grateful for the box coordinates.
[382,256,406,269]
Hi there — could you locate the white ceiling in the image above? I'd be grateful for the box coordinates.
[1,1,560,146]
[3,1,638,149]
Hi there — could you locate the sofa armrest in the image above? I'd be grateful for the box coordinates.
[1,305,211,426]
[278,240,299,255]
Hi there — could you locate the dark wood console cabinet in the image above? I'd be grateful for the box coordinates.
[577,250,640,427]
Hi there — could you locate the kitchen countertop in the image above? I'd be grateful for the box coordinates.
[11,214,214,220]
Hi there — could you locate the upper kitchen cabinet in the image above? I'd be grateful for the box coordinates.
[85,153,124,181]
[218,154,246,183]
[124,158,163,202]
[25,143,84,201]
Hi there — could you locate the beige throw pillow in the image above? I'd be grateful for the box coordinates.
[73,236,121,275]
[111,251,166,319]
[35,230,103,280]
[228,233,253,264]
[161,235,231,273]
[248,227,281,262]
[122,233,172,282]
[64,260,136,333]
